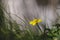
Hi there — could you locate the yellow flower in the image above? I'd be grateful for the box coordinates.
[29,19,42,26]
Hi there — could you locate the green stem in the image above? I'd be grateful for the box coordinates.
[37,24,42,32]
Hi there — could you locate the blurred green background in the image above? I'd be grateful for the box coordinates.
[0,1,60,40]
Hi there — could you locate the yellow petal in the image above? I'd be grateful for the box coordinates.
[29,19,37,24]
[37,19,42,23]
[32,22,36,26]
[29,21,37,26]
[29,19,42,26]
[29,21,33,24]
